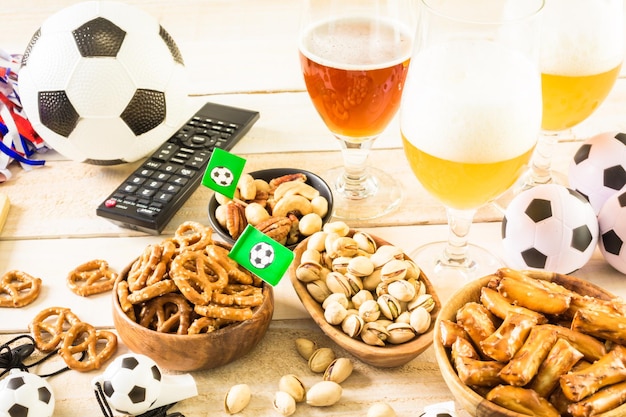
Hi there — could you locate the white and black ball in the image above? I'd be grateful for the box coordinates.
[598,188,626,274]
[0,371,55,417]
[249,242,274,269]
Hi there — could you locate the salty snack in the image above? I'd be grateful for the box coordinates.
[29,306,81,352]
[440,268,626,417]
[0,270,42,308]
[67,259,117,296]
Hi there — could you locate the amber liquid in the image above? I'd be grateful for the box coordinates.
[299,17,411,141]
[541,64,621,131]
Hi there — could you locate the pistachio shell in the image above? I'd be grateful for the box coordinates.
[380,259,408,283]
[295,338,318,361]
[308,347,336,373]
[224,384,251,414]
[300,248,321,264]
[296,261,324,283]
[307,231,328,252]
[358,299,381,322]
[362,269,382,291]
[323,301,348,325]
[341,313,365,338]
[273,391,297,416]
[351,289,374,310]
[322,292,350,310]
[386,322,417,344]
[407,293,435,313]
[323,221,350,236]
[347,255,375,277]
[387,279,417,302]
[368,402,398,417]
[323,357,353,384]
[360,321,390,346]
[353,231,377,254]
[329,236,359,258]
[410,306,432,334]
[278,374,306,403]
[405,260,421,280]
[377,294,402,320]
[306,380,343,407]
[370,245,403,268]
[306,280,331,304]
[331,256,352,274]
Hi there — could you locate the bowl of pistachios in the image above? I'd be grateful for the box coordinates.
[288,222,441,368]
[208,168,334,249]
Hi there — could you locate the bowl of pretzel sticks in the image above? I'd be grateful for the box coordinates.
[434,267,626,417]
[112,221,274,372]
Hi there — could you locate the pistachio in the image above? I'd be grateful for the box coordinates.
[410,306,432,334]
[358,299,381,322]
[360,321,390,347]
[224,384,251,414]
[380,259,408,283]
[395,310,411,324]
[362,269,382,291]
[368,402,398,417]
[300,248,321,264]
[370,245,403,268]
[328,236,359,258]
[308,347,336,373]
[295,338,318,361]
[405,260,421,280]
[295,261,325,283]
[324,357,353,384]
[326,271,361,297]
[307,231,328,252]
[273,391,297,416]
[341,313,365,338]
[278,374,306,403]
[407,293,435,313]
[322,292,350,310]
[386,322,417,344]
[306,380,343,407]
[387,279,416,302]
[351,289,374,310]
[377,294,402,320]
[324,301,348,325]
[306,280,332,304]
[324,232,341,255]
[353,231,377,254]
[347,255,375,277]
[323,221,350,236]
[331,256,352,274]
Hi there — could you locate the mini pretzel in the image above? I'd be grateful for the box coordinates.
[127,279,178,304]
[212,284,264,307]
[194,303,253,321]
[67,259,117,297]
[171,221,213,253]
[206,244,253,285]
[29,306,81,352]
[58,321,117,372]
[127,241,175,291]
[138,293,192,334]
[188,317,220,334]
[170,250,228,305]
[0,270,42,308]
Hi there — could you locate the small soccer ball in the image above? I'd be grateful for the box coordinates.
[250,242,274,269]
[210,166,234,187]
[569,131,626,214]
[598,188,626,274]
[97,353,162,415]
[18,1,188,165]
[501,184,599,274]
[0,370,55,417]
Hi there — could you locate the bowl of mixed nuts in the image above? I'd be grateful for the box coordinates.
[208,168,334,249]
[288,222,441,368]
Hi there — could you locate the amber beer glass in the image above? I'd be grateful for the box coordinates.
[399,0,544,290]
[299,0,415,220]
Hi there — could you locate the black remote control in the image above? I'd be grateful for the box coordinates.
[96,102,260,234]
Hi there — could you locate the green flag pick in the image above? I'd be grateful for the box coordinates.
[229,224,295,287]
[201,147,247,199]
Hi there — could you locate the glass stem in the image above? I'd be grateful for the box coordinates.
[336,138,376,199]
[527,132,558,186]
[441,207,476,269]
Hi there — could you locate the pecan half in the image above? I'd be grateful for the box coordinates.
[255,216,292,245]
[225,202,246,239]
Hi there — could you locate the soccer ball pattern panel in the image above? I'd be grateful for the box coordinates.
[569,131,626,214]
[211,166,234,187]
[0,371,55,417]
[250,242,275,269]
[18,1,188,165]
[598,189,626,274]
[501,184,598,274]
[98,353,162,415]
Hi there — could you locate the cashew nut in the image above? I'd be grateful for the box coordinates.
[237,173,256,200]
[310,195,329,218]
[215,204,229,228]
[274,181,320,201]
[272,195,313,218]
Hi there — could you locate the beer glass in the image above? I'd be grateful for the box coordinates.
[299,0,415,220]
[400,0,544,293]
[521,0,623,187]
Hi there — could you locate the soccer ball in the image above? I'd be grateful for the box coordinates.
[210,166,234,187]
[96,353,162,415]
[598,188,626,274]
[501,184,598,274]
[18,1,188,165]
[0,370,55,417]
[569,131,626,214]
[250,242,274,269]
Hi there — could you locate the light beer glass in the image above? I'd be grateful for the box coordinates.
[299,0,415,220]
[400,0,544,292]
[522,0,623,187]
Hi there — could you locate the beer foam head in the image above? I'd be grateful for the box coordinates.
[541,0,624,75]
[299,16,412,70]
[400,40,541,163]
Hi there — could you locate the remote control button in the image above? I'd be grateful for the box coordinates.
[105,199,117,208]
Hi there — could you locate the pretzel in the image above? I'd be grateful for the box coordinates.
[194,303,253,321]
[171,221,213,253]
[480,312,540,363]
[212,284,264,307]
[530,338,584,398]
[0,270,42,308]
[29,306,81,352]
[568,380,626,417]
[170,250,228,305]
[127,241,175,291]
[188,317,220,334]
[206,244,253,285]
[58,321,117,372]
[116,280,133,313]
[498,325,557,386]
[127,279,178,304]
[486,385,560,417]
[480,286,547,323]
[67,259,117,297]
[139,293,193,334]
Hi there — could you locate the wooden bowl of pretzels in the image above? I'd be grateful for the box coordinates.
[434,268,626,417]
[112,221,274,372]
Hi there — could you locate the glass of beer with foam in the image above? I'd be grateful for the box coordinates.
[298,0,415,220]
[400,0,544,291]
[522,0,623,186]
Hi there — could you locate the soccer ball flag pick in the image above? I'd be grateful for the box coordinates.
[201,148,246,199]
[229,225,295,287]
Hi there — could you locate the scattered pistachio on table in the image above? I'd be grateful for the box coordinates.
[367,402,398,417]
[224,383,251,414]
[306,380,343,407]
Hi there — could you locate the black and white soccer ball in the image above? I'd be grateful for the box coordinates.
[0,370,55,417]
[569,131,626,214]
[210,166,234,187]
[598,188,626,274]
[18,1,188,165]
[250,241,274,269]
[96,353,162,415]
[501,184,598,274]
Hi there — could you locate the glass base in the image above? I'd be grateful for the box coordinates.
[410,241,503,304]
[327,165,402,221]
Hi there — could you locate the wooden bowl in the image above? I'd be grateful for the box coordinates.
[208,168,334,249]
[289,230,442,368]
[433,272,626,417]
[112,262,274,372]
